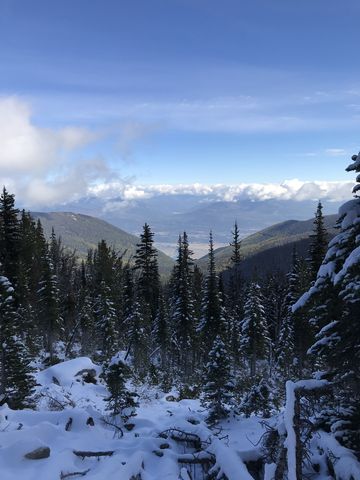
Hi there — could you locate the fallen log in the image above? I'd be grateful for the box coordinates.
[159,428,202,449]
[73,450,114,459]
[177,451,215,466]
[60,469,90,479]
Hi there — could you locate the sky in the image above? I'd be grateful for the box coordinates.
[0,0,359,208]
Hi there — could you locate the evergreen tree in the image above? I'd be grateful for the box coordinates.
[240,282,270,377]
[79,293,96,356]
[134,223,160,319]
[295,152,360,454]
[94,280,118,359]
[153,292,169,371]
[127,299,150,376]
[239,378,271,418]
[197,232,224,355]
[36,224,63,362]
[0,187,20,285]
[104,358,138,420]
[170,232,195,377]
[309,201,328,280]
[201,335,234,424]
[230,220,242,266]
[0,275,35,408]
[286,248,313,376]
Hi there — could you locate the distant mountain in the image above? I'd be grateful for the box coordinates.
[43,195,342,257]
[196,214,339,272]
[32,212,174,275]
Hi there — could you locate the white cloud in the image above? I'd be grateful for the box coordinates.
[325,148,347,156]
[22,158,116,207]
[0,96,98,174]
[0,96,134,207]
[88,179,354,207]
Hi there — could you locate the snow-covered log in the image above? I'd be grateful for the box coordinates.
[72,450,114,459]
[284,380,329,480]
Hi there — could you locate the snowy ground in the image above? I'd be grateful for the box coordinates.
[0,358,265,480]
[1,358,359,480]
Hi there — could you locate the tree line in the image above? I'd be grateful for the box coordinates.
[0,151,359,456]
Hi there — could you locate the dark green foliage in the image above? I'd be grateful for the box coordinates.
[230,220,242,266]
[240,282,270,377]
[94,280,118,360]
[309,201,328,280]
[0,275,35,408]
[198,232,224,355]
[239,378,271,418]
[104,359,138,419]
[170,232,196,378]
[0,187,20,285]
[134,223,160,319]
[201,336,234,424]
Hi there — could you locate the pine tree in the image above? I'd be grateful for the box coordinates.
[94,280,118,360]
[240,282,270,377]
[104,358,138,420]
[197,232,224,355]
[0,275,35,408]
[239,378,271,418]
[201,335,234,424]
[230,220,242,266]
[79,293,96,356]
[294,152,360,454]
[309,201,328,280]
[170,232,196,377]
[152,292,169,371]
[36,224,63,362]
[286,248,313,376]
[126,299,150,376]
[133,223,160,320]
[0,187,20,285]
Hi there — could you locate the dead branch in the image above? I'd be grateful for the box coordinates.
[73,450,114,459]
[177,451,215,465]
[101,417,124,438]
[60,469,90,479]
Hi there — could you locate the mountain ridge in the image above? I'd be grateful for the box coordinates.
[31,211,174,275]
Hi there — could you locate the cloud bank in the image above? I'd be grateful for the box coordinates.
[90,179,354,208]
[0,96,355,210]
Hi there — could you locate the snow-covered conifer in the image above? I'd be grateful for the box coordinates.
[201,335,234,424]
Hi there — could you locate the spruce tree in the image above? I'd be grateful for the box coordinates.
[126,299,150,376]
[104,358,138,420]
[170,232,195,378]
[36,224,63,362]
[0,187,20,285]
[134,223,160,319]
[309,201,328,280]
[201,335,234,424]
[230,220,242,266]
[153,292,169,371]
[294,152,360,454]
[94,280,118,360]
[197,232,223,355]
[240,282,270,377]
[0,275,35,408]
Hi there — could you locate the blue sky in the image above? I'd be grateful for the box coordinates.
[0,0,359,205]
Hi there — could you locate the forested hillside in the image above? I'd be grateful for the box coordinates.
[197,214,338,272]
[32,211,174,275]
[0,154,359,479]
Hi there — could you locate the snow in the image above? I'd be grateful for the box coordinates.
[283,380,329,480]
[318,431,360,480]
[284,381,297,480]
[0,358,266,480]
[36,357,102,388]
[0,358,355,480]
